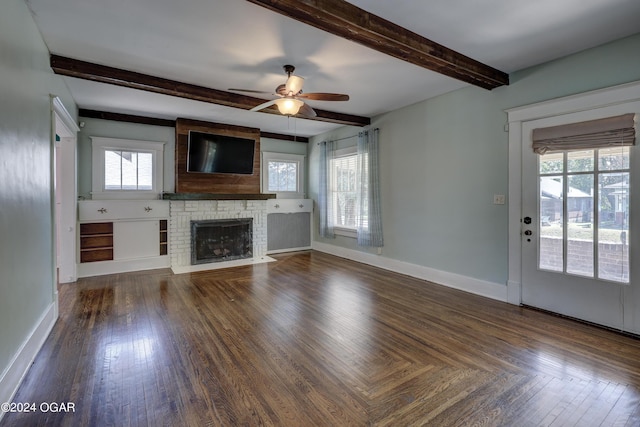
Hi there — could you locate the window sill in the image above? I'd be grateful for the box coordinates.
[334,227,357,238]
[268,192,305,199]
[91,191,161,200]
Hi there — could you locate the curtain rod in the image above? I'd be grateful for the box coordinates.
[316,127,379,145]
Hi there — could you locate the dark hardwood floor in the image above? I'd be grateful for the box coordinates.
[2,251,640,426]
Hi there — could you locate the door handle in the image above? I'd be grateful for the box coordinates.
[524,229,533,242]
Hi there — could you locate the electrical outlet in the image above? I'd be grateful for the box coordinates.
[493,194,506,205]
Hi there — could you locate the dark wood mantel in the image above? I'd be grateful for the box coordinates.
[162,193,276,200]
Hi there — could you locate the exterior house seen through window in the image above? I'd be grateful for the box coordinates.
[104,150,153,190]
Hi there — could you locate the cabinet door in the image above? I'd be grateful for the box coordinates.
[113,221,160,260]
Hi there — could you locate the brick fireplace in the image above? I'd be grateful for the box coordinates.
[169,200,269,274]
[167,119,276,273]
[191,218,253,265]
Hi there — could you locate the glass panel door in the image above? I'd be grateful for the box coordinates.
[521,103,639,332]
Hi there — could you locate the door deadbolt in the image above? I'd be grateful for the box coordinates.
[523,217,532,224]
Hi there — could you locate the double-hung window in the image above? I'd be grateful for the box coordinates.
[319,129,382,246]
[329,146,368,236]
[91,137,165,200]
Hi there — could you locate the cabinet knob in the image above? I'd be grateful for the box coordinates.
[145,206,153,212]
[97,208,107,214]
[274,204,280,209]
[299,204,304,208]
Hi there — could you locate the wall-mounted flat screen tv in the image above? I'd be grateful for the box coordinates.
[187,131,255,175]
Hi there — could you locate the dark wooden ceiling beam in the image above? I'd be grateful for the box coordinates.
[259,132,309,143]
[51,55,370,127]
[79,109,176,127]
[79,108,309,142]
[246,0,509,90]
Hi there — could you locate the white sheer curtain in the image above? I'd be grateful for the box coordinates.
[318,140,335,238]
[357,129,384,247]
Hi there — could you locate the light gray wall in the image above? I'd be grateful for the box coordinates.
[309,32,640,287]
[260,138,308,157]
[77,118,176,199]
[0,0,76,379]
[77,124,309,198]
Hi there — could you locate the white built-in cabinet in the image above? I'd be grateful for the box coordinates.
[77,200,170,277]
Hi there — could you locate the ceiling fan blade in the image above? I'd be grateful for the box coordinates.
[228,88,273,94]
[285,75,304,95]
[298,103,317,118]
[250,99,278,112]
[296,92,349,101]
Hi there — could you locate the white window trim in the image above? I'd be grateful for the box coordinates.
[261,151,305,199]
[91,137,165,200]
[331,146,358,238]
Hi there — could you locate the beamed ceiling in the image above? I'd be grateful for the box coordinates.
[26,0,640,138]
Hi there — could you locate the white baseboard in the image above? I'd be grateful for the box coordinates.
[78,255,170,278]
[267,246,312,255]
[0,299,58,422]
[312,242,508,302]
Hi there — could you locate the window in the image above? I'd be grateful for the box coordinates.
[104,150,153,190]
[329,147,368,236]
[268,160,297,192]
[319,129,382,246]
[538,146,630,283]
[262,152,305,198]
[92,137,165,200]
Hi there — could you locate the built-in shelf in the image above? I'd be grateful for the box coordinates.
[77,200,171,277]
[159,220,168,256]
[162,193,276,200]
[80,222,114,263]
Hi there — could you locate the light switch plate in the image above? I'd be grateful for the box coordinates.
[494,194,506,205]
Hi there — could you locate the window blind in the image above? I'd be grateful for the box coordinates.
[330,154,359,229]
[532,113,636,154]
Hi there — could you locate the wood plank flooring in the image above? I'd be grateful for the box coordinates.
[2,251,640,426]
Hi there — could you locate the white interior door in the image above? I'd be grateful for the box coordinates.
[521,102,640,333]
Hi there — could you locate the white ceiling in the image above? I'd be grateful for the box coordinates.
[26,0,640,137]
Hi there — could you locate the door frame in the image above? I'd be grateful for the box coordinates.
[506,80,640,306]
[51,96,79,290]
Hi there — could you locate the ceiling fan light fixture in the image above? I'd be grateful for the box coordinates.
[285,75,304,95]
[274,98,304,115]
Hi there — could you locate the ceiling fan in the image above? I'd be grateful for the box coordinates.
[229,65,349,117]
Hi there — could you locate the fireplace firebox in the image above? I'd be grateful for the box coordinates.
[191,219,253,265]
